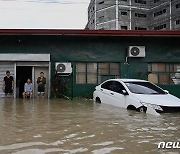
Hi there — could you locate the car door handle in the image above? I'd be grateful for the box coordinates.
[100,89,103,91]
[110,93,114,95]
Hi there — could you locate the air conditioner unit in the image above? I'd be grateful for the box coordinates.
[55,63,72,74]
[128,46,145,57]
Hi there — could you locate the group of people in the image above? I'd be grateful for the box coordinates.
[2,71,46,99]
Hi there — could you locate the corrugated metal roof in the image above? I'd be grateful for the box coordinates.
[0,29,180,37]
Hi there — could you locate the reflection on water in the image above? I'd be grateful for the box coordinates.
[0,98,180,154]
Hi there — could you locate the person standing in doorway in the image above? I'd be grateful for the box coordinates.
[37,72,46,98]
[2,70,14,98]
[23,79,33,99]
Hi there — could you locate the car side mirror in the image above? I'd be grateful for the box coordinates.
[164,90,169,94]
[122,90,128,95]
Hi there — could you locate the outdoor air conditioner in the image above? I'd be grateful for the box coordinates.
[55,63,72,75]
[128,46,145,57]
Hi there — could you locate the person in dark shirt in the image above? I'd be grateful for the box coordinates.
[3,70,14,97]
[37,72,46,98]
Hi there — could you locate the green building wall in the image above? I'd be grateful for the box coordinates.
[0,35,180,98]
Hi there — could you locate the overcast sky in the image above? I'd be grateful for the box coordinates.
[0,0,90,29]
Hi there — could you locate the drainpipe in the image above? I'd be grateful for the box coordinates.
[169,0,172,30]
[116,0,119,30]
[129,0,132,30]
[48,62,51,99]
[95,0,97,29]
[72,63,74,99]
[14,63,16,98]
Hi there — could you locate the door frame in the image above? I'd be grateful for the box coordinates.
[16,62,51,98]
[14,63,16,98]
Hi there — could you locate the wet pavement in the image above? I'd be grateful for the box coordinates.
[0,98,180,154]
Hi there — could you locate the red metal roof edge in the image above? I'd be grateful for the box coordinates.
[0,29,180,36]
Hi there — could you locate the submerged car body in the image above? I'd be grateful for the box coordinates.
[93,79,180,115]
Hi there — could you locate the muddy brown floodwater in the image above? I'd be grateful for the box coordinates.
[0,98,180,154]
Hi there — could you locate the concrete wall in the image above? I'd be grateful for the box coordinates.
[87,0,180,30]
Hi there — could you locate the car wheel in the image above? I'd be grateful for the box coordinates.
[137,106,147,113]
[96,97,101,103]
[127,105,136,111]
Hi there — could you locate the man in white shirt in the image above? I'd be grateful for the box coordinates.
[23,79,33,99]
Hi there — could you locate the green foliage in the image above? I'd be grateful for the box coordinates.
[82,93,92,99]
[52,73,69,98]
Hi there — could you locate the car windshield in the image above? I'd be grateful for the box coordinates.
[125,81,166,95]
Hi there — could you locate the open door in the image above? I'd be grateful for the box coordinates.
[16,66,32,98]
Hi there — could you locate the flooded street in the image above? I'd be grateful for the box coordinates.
[0,99,180,154]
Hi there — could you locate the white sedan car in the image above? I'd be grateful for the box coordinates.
[93,79,180,115]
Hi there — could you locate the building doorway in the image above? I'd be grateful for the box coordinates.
[16,66,32,98]
[0,54,50,98]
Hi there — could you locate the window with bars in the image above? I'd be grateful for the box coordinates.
[154,9,166,17]
[121,11,128,15]
[135,0,146,4]
[176,3,180,9]
[148,63,180,85]
[76,62,120,84]
[121,26,128,30]
[76,63,86,84]
[87,63,97,84]
[135,13,147,18]
[154,0,160,3]
[176,19,180,25]
[154,24,166,30]
[135,27,147,30]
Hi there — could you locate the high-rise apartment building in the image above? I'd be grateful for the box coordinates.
[86,0,180,30]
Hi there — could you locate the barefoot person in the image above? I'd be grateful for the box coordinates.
[23,79,33,99]
[2,70,14,98]
[37,72,46,98]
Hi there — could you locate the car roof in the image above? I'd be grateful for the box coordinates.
[106,78,149,83]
